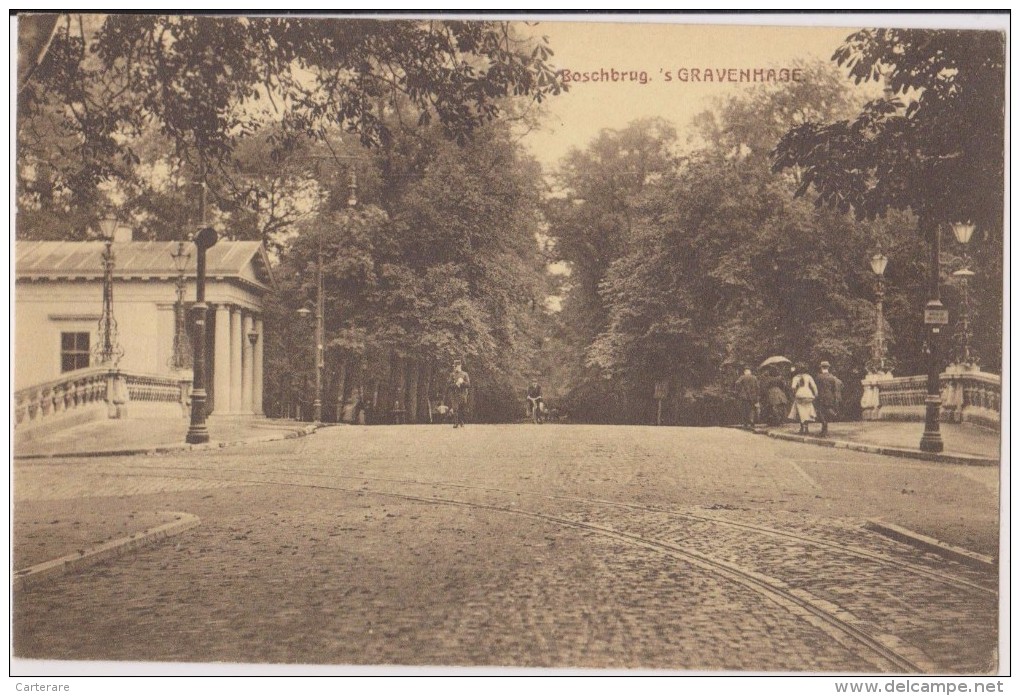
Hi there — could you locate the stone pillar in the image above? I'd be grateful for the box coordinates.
[253,316,264,415]
[242,313,254,414]
[861,371,893,421]
[860,375,881,421]
[230,308,243,413]
[213,304,232,414]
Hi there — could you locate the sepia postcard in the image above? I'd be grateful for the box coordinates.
[10,12,1007,683]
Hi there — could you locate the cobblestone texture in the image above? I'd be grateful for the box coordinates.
[12,424,1000,672]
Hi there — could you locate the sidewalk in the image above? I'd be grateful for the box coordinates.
[765,421,1000,465]
[13,416,317,459]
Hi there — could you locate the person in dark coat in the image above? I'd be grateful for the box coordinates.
[815,361,844,436]
[734,366,760,428]
[446,359,471,428]
[762,368,790,426]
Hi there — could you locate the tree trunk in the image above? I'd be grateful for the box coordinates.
[421,360,434,423]
[408,359,420,423]
[387,350,399,421]
[336,355,349,423]
[421,359,432,421]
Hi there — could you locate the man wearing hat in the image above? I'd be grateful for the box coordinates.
[815,361,844,436]
[734,365,761,429]
[446,359,471,428]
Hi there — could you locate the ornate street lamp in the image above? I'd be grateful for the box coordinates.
[93,216,125,366]
[169,240,193,370]
[868,252,889,374]
[951,221,976,246]
[951,221,978,367]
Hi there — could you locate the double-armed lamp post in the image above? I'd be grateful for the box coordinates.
[918,219,980,454]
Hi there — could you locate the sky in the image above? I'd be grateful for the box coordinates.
[508,13,1007,173]
[515,20,860,171]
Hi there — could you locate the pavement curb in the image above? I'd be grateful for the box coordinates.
[13,423,320,461]
[763,429,999,467]
[864,519,998,573]
[12,512,201,592]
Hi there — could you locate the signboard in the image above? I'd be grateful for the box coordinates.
[654,381,669,400]
[924,308,950,325]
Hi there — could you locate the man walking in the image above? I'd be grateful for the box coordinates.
[815,361,844,436]
[734,366,760,429]
[447,359,471,428]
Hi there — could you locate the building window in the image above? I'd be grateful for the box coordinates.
[61,332,91,372]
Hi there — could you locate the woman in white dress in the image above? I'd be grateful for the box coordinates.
[788,365,818,434]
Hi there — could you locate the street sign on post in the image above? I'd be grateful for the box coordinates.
[654,380,668,426]
[924,308,949,325]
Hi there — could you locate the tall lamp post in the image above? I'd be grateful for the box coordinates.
[950,221,977,367]
[297,234,325,424]
[919,217,947,453]
[869,251,889,374]
[297,168,360,424]
[185,226,218,444]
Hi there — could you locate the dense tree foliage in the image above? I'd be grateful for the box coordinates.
[16,14,563,242]
[264,119,549,423]
[17,15,561,422]
[18,19,1003,425]
[772,29,1005,372]
[546,61,987,425]
[541,118,679,421]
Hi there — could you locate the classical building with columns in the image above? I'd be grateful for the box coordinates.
[15,238,275,417]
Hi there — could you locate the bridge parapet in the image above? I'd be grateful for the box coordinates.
[861,366,1000,430]
[14,368,190,441]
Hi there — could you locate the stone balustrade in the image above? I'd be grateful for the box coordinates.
[861,365,1000,430]
[125,371,191,417]
[14,367,191,438]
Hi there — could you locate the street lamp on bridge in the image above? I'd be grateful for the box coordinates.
[169,240,193,371]
[868,251,889,375]
[950,221,978,368]
[93,215,124,367]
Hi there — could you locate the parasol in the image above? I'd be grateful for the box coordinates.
[759,355,793,369]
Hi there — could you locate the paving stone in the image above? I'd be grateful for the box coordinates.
[12,424,1000,672]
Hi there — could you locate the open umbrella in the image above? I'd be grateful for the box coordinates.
[759,355,792,369]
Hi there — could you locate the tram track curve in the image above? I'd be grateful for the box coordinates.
[95,460,996,597]
[79,462,945,672]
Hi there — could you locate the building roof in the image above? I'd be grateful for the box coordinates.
[15,240,276,290]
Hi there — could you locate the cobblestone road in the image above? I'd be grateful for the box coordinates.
[12,424,1001,673]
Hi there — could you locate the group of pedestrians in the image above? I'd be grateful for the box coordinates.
[734,360,844,435]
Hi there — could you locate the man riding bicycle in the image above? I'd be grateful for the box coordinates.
[526,380,545,423]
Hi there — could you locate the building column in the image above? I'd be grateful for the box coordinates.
[158,304,176,372]
[230,307,243,413]
[213,304,232,414]
[242,312,254,414]
[253,316,264,415]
